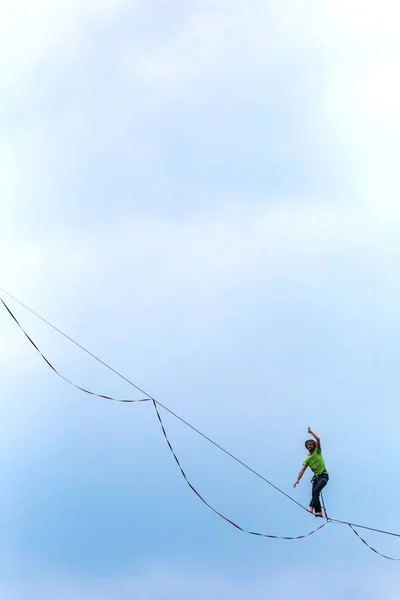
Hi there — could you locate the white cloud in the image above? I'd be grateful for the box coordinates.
[1,0,400,394]
[1,0,400,376]
[1,198,400,343]
[0,202,359,313]
[0,0,132,89]
[125,1,325,89]
[322,1,400,219]
[325,0,399,42]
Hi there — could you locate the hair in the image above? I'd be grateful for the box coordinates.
[305,439,316,450]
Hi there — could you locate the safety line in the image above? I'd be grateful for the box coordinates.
[2,288,400,556]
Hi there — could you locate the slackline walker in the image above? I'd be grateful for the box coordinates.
[294,427,329,519]
[1,290,400,560]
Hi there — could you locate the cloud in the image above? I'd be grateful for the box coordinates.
[124,1,330,91]
[0,0,132,89]
[2,195,400,410]
[2,196,400,330]
[321,1,400,218]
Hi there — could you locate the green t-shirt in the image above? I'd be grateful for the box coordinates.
[303,447,327,476]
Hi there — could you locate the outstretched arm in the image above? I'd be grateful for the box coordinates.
[294,465,307,487]
[308,426,321,449]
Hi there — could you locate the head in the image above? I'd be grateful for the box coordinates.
[305,439,316,453]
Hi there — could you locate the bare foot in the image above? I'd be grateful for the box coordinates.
[315,512,323,518]
[307,507,313,514]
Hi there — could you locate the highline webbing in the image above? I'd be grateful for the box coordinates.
[1,298,149,404]
[2,296,325,541]
[2,293,400,557]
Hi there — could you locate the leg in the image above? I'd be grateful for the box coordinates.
[308,480,317,513]
[310,477,327,514]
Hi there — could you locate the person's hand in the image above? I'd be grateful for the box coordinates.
[293,481,299,488]
[307,426,312,434]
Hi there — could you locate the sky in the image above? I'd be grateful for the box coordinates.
[1,0,400,597]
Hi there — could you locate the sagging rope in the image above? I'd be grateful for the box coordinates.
[2,291,400,558]
[1,298,149,404]
[347,524,400,561]
[152,398,326,540]
[2,296,322,540]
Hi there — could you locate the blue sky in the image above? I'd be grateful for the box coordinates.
[1,1,400,598]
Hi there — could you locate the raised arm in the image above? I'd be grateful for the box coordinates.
[294,465,307,487]
[308,426,321,449]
